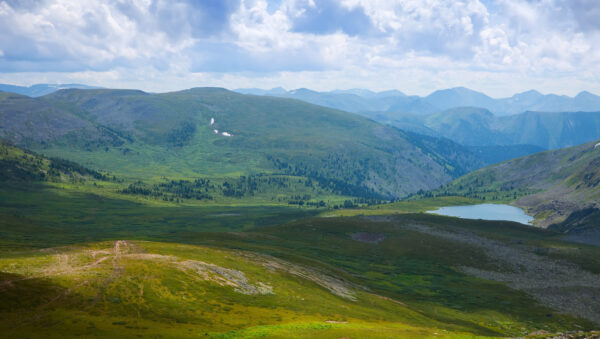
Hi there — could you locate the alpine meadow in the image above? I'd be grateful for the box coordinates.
[1,1,600,338]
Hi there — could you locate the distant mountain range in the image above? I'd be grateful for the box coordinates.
[235,87,600,151]
[235,86,600,116]
[388,107,600,150]
[3,83,599,116]
[0,83,100,97]
[3,83,600,165]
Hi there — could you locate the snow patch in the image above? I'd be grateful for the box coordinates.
[213,129,219,134]
[595,142,600,148]
[222,132,233,137]
[210,118,215,126]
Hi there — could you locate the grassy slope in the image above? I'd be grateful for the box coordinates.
[0,140,367,209]
[1,87,485,198]
[0,240,458,339]
[1,183,599,337]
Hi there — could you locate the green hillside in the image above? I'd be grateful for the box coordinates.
[0,88,484,199]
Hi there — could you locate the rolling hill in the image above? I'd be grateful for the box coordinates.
[0,88,485,199]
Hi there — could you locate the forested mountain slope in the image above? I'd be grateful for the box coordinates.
[0,88,484,198]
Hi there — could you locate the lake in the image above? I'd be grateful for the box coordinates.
[427,204,534,225]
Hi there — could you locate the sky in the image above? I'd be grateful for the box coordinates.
[0,0,599,97]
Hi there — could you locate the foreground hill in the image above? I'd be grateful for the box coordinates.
[0,88,484,198]
[440,140,600,243]
[1,178,599,337]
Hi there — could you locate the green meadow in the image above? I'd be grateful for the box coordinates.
[1,180,599,338]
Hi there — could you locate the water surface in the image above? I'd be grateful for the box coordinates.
[427,204,533,225]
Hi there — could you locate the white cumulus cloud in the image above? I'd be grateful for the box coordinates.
[0,0,598,96]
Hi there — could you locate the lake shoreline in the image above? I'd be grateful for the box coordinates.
[427,203,535,225]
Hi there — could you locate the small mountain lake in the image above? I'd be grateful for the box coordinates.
[427,204,534,225]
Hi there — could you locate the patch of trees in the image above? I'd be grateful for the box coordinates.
[266,154,386,200]
[118,173,384,206]
[409,183,535,202]
[49,157,107,180]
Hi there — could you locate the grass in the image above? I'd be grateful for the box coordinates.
[0,240,481,338]
[1,183,598,337]
[187,215,597,337]
[1,143,599,337]
[0,184,318,251]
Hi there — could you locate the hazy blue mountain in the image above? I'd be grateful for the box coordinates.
[235,86,600,117]
[235,87,288,96]
[0,83,100,97]
[424,87,497,111]
[422,107,504,146]
[500,111,600,149]
[422,87,600,115]
[233,87,432,114]
[329,88,379,97]
[329,88,406,98]
[388,107,600,150]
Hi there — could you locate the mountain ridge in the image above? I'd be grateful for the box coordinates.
[234,86,600,116]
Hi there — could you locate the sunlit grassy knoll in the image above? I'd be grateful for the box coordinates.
[1,185,598,337]
[0,240,480,338]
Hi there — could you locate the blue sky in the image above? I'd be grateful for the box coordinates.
[0,0,599,97]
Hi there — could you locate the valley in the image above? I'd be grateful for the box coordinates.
[3,2,600,338]
[1,86,600,338]
[1,181,600,338]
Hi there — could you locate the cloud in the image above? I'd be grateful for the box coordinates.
[288,0,375,36]
[0,0,599,96]
[0,0,237,72]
